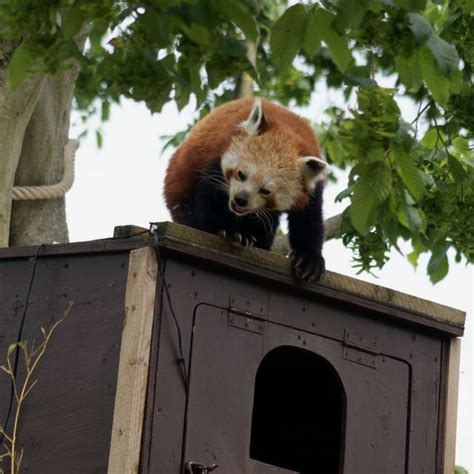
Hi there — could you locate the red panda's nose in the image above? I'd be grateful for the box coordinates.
[234,193,248,207]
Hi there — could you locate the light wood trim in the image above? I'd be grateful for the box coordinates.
[108,247,158,474]
[443,337,461,474]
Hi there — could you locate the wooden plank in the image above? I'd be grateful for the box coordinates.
[108,247,158,474]
[0,252,130,472]
[442,337,461,474]
[154,222,466,335]
[0,237,150,259]
[1,221,465,334]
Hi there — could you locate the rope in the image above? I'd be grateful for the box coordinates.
[11,138,78,201]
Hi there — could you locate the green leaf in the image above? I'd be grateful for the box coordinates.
[182,23,210,46]
[396,0,427,11]
[303,7,323,57]
[219,38,247,58]
[392,143,424,201]
[408,13,433,43]
[8,43,33,88]
[420,128,438,149]
[448,155,467,180]
[395,51,423,91]
[101,101,110,121]
[426,35,459,75]
[140,9,171,45]
[335,186,353,202]
[309,8,351,72]
[96,130,103,148]
[428,251,449,283]
[334,0,375,29]
[455,0,474,13]
[427,240,450,283]
[350,162,392,235]
[270,4,307,72]
[213,0,258,41]
[419,46,451,105]
[407,250,419,268]
[62,5,86,39]
[324,28,351,72]
[397,203,425,232]
[452,136,469,153]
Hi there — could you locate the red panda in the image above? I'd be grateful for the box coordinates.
[164,97,329,282]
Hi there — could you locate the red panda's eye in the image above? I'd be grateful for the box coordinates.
[237,170,247,181]
[259,188,271,195]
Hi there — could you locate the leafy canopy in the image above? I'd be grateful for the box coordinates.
[1,0,473,283]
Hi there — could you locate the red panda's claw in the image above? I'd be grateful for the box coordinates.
[291,251,325,283]
[249,235,257,247]
[217,229,227,238]
[229,232,243,244]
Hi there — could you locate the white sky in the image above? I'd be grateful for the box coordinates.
[69,89,473,471]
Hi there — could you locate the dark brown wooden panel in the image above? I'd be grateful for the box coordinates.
[0,252,129,473]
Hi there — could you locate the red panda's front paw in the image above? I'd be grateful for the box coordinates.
[291,251,325,283]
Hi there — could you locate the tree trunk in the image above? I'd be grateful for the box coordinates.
[0,29,87,247]
[9,68,77,246]
[0,39,45,247]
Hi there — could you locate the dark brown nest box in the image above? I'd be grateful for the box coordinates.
[0,222,465,474]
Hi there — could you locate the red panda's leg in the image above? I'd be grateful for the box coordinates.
[169,198,197,228]
[287,185,325,283]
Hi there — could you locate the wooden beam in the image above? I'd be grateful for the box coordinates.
[108,247,158,474]
[442,337,461,474]
[155,222,466,333]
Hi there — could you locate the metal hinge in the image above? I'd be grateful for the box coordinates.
[227,294,266,335]
[229,294,267,318]
[342,329,380,369]
[228,311,265,335]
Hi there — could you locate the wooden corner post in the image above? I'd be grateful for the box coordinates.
[108,247,158,474]
[443,337,461,474]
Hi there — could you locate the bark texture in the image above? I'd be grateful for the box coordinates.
[0,39,45,247]
[9,69,77,245]
[0,29,87,247]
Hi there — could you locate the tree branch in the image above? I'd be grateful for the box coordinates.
[234,38,257,99]
[271,213,343,256]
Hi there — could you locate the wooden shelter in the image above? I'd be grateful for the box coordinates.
[0,222,465,473]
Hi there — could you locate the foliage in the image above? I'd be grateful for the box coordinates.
[1,0,473,282]
[0,303,73,474]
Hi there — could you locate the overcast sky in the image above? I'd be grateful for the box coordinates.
[69,88,473,470]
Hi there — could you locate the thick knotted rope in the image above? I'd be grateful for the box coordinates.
[12,139,78,201]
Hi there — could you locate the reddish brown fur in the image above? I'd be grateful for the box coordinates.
[224,168,234,182]
[164,97,322,211]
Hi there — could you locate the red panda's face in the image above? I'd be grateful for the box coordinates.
[222,155,300,215]
[221,98,329,216]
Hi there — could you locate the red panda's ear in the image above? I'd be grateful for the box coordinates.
[240,98,265,136]
[298,156,331,191]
